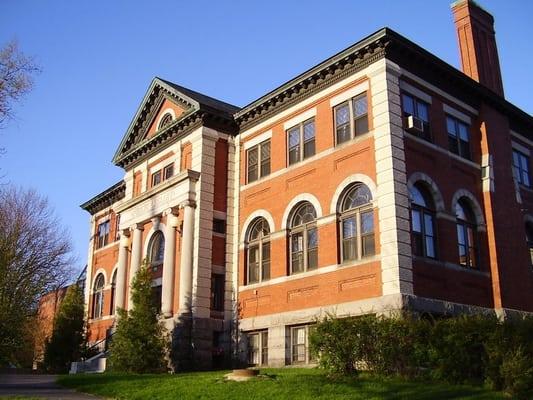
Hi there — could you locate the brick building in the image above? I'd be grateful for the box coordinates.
[81,0,533,369]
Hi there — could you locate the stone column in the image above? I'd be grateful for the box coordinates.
[128,223,144,311]
[162,208,179,318]
[115,229,130,314]
[179,200,196,313]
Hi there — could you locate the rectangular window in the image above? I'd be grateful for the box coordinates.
[290,325,315,365]
[247,140,271,183]
[247,330,268,366]
[513,150,531,187]
[213,218,226,234]
[211,274,225,312]
[446,115,471,159]
[401,92,430,140]
[151,170,162,187]
[96,220,110,249]
[334,93,369,145]
[287,118,315,165]
[163,163,174,180]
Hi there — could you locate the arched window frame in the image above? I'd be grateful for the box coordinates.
[246,218,271,284]
[289,202,318,274]
[455,199,478,269]
[110,269,117,315]
[92,273,105,319]
[158,112,173,130]
[148,231,165,272]
[409,183,437,259]
[339,183,375,262]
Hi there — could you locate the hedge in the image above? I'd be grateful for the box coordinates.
[309,313,533,399]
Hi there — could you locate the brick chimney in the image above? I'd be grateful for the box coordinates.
[451,0,504,96]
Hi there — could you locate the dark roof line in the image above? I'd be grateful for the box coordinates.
[80,180,126,215]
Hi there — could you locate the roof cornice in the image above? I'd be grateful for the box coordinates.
[235,28,391,131]
[80,180,126,215]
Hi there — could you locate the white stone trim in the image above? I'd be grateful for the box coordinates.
[243,130,272,150]
[281,193,323,229]
[329,81,369,107]
[400,69,478,116]
[329,174,377,214]
[512,141,530,156]
[239,255,380,291]
[241,130,375,192]
[240,60,386,139]
[240,209,276,243]
[399,80,432,104]
[155,108,176,131]
[92,268,107,291]
[443,104,472,124]
[405,132,481,170]
[283,108,317,130]
[450,189,486,227]
[407,172,445,212]
[108,264,118,289]
[142,224,166,260]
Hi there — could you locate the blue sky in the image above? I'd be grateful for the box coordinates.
[2,0,532,276]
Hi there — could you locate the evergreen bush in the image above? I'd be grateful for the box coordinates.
[108,261,167,373]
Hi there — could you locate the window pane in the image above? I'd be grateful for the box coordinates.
[411,209,422,232]
[417,101,429,122]
[260,141,271,177]
[247,148,258,182]
[288,128,300,148]
[425,235,435,258]
[457,224,466,245]
[303,120,315,141]
[449,135,459,154]
[289,147,300,165]
[446,117,456,136]
[291,233,304,273]
[361,211,374,234]
[353,95,367,118]
[262,242,270,280]
[303,140,315,159]
[342,217,357,238]
[336,124,351,144]
[458,123,469,141]
[424,214,434,236]
[412,232,423,256]
[362,234,375,257]
[402,93,414,116]
[354,116,368,135]
[343,237,357,261]
[459,139,470,159]
[520,154,529,171]
[335,104,350,125]
[523,171,530,187]
[513,151,520,167]
[307,248,318,270]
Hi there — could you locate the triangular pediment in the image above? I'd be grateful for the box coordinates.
[112,77,240,168]
[112,78,200,166]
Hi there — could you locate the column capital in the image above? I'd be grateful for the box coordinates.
[130,223,144,231]
[163,207,180,217]
[179,199,196,209]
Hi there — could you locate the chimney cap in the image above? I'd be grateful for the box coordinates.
[451,0,494,22]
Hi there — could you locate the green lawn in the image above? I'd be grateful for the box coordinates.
[58,368,505,400]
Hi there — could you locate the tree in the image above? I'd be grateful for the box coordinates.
[108,261,167,373]
[0,40,40,128]
[0,185,74,366]
[43,284,85,373]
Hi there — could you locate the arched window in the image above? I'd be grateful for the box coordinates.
[339,183,374,262]
[410,183,436,258]
[455,199,477,269]
[92,273,105,319]
[289,202,318,274]
[246,218,270,284]
[148,231,165,271]
[110,270,117,315]
[158,113,173,130]
[525,222,533,266]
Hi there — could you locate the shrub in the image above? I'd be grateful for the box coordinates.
[43,284,86,373]
[108,261,167,373]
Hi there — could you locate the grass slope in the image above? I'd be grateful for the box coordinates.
[58,368,505,400]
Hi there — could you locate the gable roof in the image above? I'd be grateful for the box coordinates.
[112,77,239,168]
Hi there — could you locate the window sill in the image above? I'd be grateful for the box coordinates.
[413,256,489,277]
[88,315,115,323]
[239,255,380,291]
[94,241,119,253]
[240,130,375,192]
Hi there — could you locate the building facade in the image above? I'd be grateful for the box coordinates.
[81,0,533,369]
